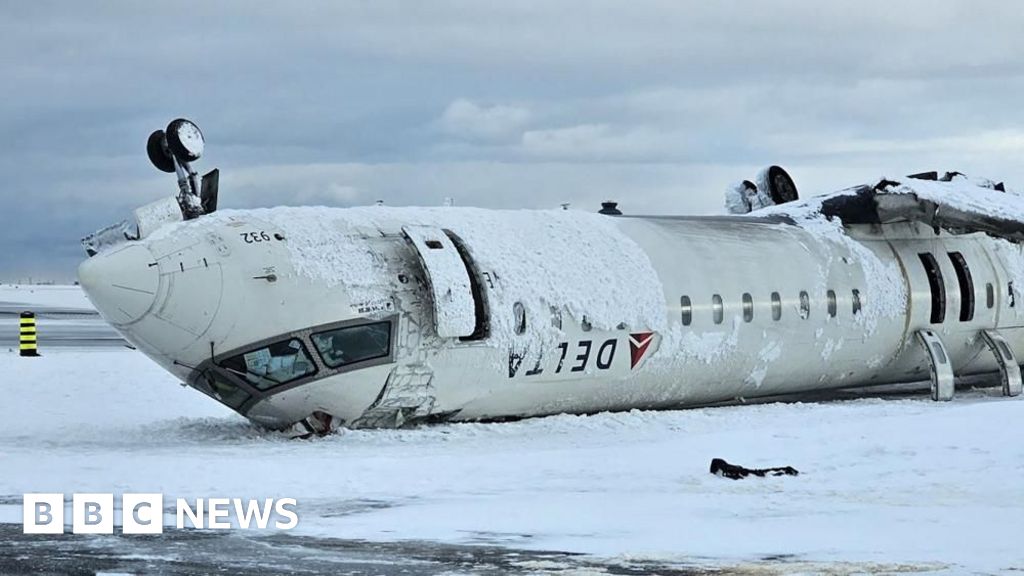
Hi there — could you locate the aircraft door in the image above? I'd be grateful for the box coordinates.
[401,225,487,339]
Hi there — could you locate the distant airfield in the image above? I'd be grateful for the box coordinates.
[0,284,123,347]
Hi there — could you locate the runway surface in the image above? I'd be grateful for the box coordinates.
[0,300,124,348]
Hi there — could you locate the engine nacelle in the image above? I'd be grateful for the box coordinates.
[725,165,799,214]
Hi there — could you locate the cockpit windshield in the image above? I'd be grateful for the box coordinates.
[219,338,317,390]
[311,322,391,368]
[200,370,251,409]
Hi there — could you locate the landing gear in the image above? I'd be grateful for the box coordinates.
[915,329,955,401]
[146,130,175,173]
[144,118,215,221]
[979,330,1023,397]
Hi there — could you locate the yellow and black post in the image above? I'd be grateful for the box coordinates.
[20,311,39,357]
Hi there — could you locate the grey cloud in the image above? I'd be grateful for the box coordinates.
[3,1,1024,281]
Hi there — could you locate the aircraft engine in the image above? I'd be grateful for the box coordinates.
[756,165,799,205]
[725,165,799,214]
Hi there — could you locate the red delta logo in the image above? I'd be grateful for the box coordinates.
[629,332,655,369]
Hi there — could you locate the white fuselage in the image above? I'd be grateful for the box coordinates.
[77,204,1024,429]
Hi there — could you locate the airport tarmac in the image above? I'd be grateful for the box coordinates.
[0,301,123,348]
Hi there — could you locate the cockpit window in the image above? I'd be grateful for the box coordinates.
[200,370,251,409]
[311,322,391,368]
[219,338,317,391]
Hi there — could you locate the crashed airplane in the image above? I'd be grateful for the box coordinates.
[78,119,1024,435]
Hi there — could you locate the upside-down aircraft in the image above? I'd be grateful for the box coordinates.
[78,119,1024,435]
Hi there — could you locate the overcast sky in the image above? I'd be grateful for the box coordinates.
[3,1,1024,282]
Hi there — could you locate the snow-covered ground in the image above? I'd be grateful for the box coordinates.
[0,284,120,347]
[2,286,1023,573]
[0,284,93,310]
[2,345,1023,574]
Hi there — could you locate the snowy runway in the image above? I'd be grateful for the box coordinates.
[2,346,1023,574]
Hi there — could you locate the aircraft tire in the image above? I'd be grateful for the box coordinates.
[146,130,176,173]
[165,118,204,163]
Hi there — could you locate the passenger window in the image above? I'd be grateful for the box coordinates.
[311,322,392,369]
[742,293,753,323]
[513,302,526,335]
[852,289,862,315]
[827,290,837,318]
[987,283,995,309]
[220,338,317,390]
[799,291,810,319]
[771,292,782,321]
[681,296,692,326]
[712,294,724,325]
[550,306,563,330]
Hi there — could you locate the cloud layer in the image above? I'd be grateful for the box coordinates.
[3,1,1024,280]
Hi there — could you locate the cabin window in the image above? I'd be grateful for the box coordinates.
[680,296,692,326]
[513,302,527,335]
[799,291,810,320]
[742,293,754,323]
[582,316,592,332]
[987,283,995,309]
[947,252,974,322]
[852,289,862,315]
[712,294,724,325]
[827,289,837,318]
[219,338,317,391]
[918,252,946,323]
[311,322,392,369]
[771,292,782,321]
[550,306,563,330]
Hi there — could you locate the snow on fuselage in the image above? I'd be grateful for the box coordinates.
[77,200,1024,429]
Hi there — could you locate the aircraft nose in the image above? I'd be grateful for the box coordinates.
[78,244,160,325]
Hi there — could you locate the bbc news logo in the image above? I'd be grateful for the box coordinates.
[23,494,298,534]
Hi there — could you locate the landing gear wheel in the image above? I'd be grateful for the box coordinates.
[146,130,175,173]
[165,118,205,163]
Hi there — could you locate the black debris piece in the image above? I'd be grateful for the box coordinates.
[710,458,799,480]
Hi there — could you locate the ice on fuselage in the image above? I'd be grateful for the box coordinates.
[148,205,670,349]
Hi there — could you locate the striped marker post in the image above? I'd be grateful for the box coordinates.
[20,311,39,357]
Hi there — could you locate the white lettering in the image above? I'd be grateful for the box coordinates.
[274,498,299,530]
[207,498,231,529]
[176,498,203,529]
[233,498,274,529]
